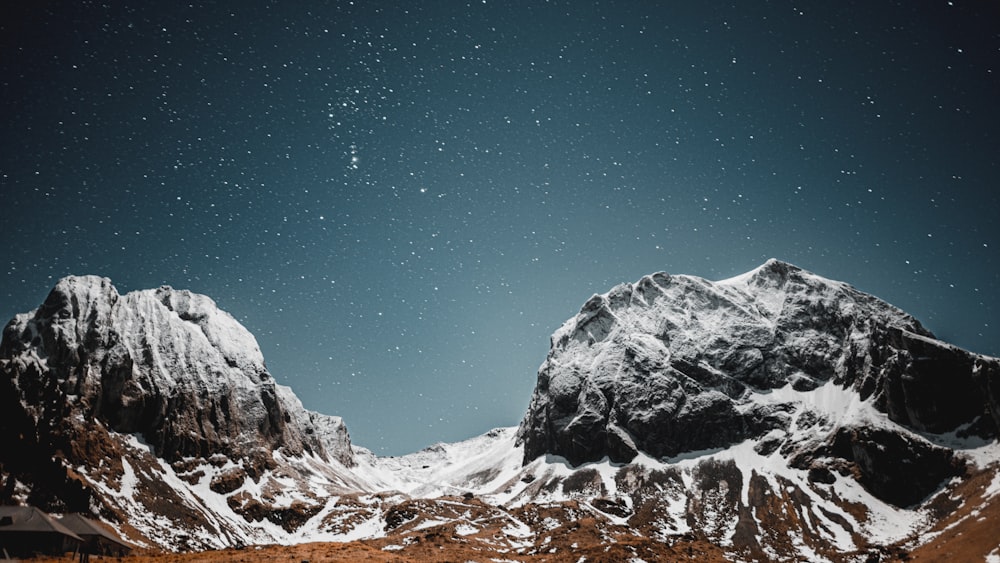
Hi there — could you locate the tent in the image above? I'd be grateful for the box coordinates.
[0,505,82,558]
[58,513,132,559]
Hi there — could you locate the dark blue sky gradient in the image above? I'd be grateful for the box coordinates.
[3,2,998,454]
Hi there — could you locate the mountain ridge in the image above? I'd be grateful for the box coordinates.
[2,261,998,561]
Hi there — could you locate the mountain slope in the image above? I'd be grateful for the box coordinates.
[1,263,998,561]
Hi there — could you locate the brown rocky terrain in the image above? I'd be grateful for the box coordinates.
[21,485,1000,563]
[20,459,1000,563]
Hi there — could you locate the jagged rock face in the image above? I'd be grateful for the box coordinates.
[0,275,353,467]
[517,260,1000,474]
[275,384,353,467]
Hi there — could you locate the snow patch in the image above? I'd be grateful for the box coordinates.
[984,470,1000,499]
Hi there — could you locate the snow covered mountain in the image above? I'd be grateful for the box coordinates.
[0,276,365,548]
[518,259,999,502]
[1,262,998,561]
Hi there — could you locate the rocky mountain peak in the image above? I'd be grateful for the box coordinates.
[3,275,117,365]
[517,260,1000,486]
[0,276,356,513]
[748,256,799,279]
[41,274,117,315]
[150,285,267,379]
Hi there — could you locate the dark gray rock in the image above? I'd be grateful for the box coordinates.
[825,426,963,506]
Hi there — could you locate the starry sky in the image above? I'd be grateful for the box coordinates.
[3,2,998,455]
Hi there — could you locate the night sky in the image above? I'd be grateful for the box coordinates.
[3,2,998,455]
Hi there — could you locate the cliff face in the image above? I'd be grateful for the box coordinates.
[516,260,999,503]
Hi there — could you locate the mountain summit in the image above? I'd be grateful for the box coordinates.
[1,262,998,560]
[518,259,999,494]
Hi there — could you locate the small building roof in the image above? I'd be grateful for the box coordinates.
[0,505,83,542]
[57,513,132,551]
